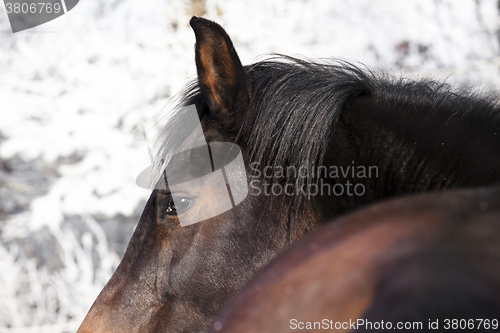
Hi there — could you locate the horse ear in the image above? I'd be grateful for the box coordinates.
[189,16,248,122]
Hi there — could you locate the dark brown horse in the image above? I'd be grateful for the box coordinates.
[209,186,500,333]
[77,17,500,332]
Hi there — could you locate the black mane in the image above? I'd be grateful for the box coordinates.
[241,57,373,178]
[161,56,500,188]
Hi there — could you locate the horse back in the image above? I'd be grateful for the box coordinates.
[211,185,500,332]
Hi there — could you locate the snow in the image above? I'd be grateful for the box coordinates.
[0,0,499,331]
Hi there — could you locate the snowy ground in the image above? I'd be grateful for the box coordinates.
[0,0,499,332]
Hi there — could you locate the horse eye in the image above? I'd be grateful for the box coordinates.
[166,196,192,216]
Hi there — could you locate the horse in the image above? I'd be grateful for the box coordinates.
[209,185,500,333]
[77,16,500,333]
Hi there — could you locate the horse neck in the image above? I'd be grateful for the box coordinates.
[328,92,500,206]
